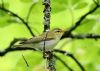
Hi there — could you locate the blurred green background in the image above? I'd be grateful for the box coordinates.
[0,0,100,71]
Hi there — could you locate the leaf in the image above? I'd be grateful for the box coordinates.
[70,0,81,5]
[0,10,6,17]
[75,2,88,9]
[75,19,95,33]
[51,0,68,13]
[0,11,19,27]
[20,0,32,3]
[0,2,10,9]
[90,3,100,15]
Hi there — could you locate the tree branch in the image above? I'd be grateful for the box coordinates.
[43,0,56,71]
[0,46,36,56]
[43,0,51,32]
[0,7,34,36]
[0,38,36,56]
[64,34,100,40]
[93,0,100,6]
[61,2,100,39]
[54,49,85,71]
[54,55,73,71]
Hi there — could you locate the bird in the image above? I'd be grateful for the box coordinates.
[14,28,64,51]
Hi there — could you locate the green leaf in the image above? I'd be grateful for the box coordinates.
[75,2,88,9]
[0,2,10,9]
[51,0,68,13]
[20,0,32,3]
[70,0,81,5]
[75,19,95,33]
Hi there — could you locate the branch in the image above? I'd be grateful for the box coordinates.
[54,49,85,71]
[0,7,34,36]
[66,34,100,39]
[22,54,29,67]
[43,0,56,71]
[43,0,51,32]
[0,47,36,56]
[93,0,100,6]
[61,2,100,39]
[54,55,73,71]
[0,38,83,71]
[0,38,36,56]
[45,51,56,71]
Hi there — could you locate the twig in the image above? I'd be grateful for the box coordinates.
[0,7,34,36]
[22,54,29,67]
[54,55,73,71]
[66,34,100,40]
[54,49,85,71]
[61,3,100,39]
[93,0,100,6]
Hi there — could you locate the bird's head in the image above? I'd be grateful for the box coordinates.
[51,28,64,39]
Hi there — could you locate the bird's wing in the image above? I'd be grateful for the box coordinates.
[19,35,54,44]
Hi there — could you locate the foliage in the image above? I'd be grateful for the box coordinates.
[0,0,100,71]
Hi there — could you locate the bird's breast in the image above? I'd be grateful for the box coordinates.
[38,39,59,50]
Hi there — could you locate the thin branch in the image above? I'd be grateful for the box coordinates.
[66,34,100,39]
[0,38,36,56]
[61,3,100,39]
[22,54,29,67]
[0,47,36,56]
[54,49,85,71]
[93,0,100,6]
[0,7,34,36]
[54,55,73,71]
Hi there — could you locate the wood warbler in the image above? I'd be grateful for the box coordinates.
[14,28,64,51]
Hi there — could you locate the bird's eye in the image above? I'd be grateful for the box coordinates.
[56,30,60,32]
